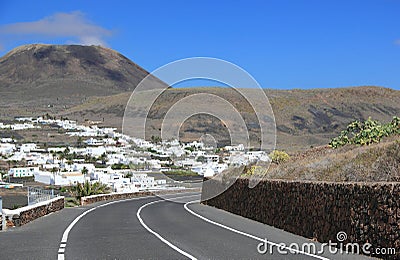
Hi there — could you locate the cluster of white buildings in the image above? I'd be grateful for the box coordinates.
[0,122,40,131]
[0,117,271,191]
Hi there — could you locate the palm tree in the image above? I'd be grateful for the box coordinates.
[77,137,83,148]
[64,147,70,156]
[59,153,66,168]
[50,167,58,185]
[99,152,108,165]
[66,159,73,168]
[7,160,17,183]
[81,167,89,177]
[75,181,110,199]
[51,151,57,164]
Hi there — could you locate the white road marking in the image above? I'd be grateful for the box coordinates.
[184,200,329,260]
[57,192,199,260]
[136,194,201,260]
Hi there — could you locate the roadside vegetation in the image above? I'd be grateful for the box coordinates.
[269,150,290,164]
[73,181,111,199]
[59,181,111,207]
[329,116,400,148]
[243,117,400,182]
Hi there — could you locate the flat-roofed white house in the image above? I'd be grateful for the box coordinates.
[20,143,37,153]
[34,171,86,185]
[0,143,16,156]
[9,166,39,177]
[130,173,156,189]
[205,155,219,163]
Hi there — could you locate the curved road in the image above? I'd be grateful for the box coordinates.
[0,192,372,260]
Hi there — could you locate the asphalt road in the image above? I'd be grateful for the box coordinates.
[0,192,374,260]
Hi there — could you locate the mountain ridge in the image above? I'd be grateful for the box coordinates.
[0,44,399,151]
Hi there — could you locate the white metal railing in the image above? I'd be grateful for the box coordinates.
[27,187,58,206]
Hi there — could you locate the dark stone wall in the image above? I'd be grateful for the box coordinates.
[19,197,64,226]
[6,197,64,227]
[81,188,200,205]
[201,178,400,259]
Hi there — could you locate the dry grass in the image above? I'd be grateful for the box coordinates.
[266,136,400,182]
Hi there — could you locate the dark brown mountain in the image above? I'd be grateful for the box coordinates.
[0,44,166,113]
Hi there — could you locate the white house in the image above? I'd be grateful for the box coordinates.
[205,155,219,163]
[48,147,67,153]
[229,152,249,166]
[203,167,215,177]
[85,138,104,146]
[11,123,39,131]
[85,146,106,157]
[9,167,39,177]
[0,143,16,156]
[1,138,13,143]
[34,171,86,185]
[20,143,37,153]
[65,163,96,174]
[130,173,156,189]
[223,144,245,151]
[176,158,200,168]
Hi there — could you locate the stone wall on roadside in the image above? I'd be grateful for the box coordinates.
[81,188,200,206]
[2,197,64,228]
[201,178,400,259]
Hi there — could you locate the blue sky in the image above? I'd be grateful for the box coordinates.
[0,0,399,90]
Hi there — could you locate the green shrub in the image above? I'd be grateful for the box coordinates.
[269,150,290,164]
[74,181,110,199]
[244,165,267,176]
[162,170,198,176]
[64,197,80,207]
[329,116,400,148]
[111,163,129,170]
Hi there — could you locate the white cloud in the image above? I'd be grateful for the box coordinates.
[0,11,112,46]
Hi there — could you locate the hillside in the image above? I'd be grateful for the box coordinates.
[0,44,166,115]
[60,86,400,151]
[265,137,400,182]
[0,44,399,151]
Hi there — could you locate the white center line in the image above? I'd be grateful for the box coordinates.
[57,192,199,260]
[136,194,201,260]
[184,200,329,260]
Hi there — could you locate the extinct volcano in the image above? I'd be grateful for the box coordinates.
[0,44,166,114]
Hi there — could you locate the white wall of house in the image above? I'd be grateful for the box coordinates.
[20,143,37,153]
[85,147,106,156]
[0,143,16,155]
[34,171,86,186]
[9,167,39,177]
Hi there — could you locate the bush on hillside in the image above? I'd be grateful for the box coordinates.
[269,150,290,164]
[245,165,268,176]
[329,116,400,149]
